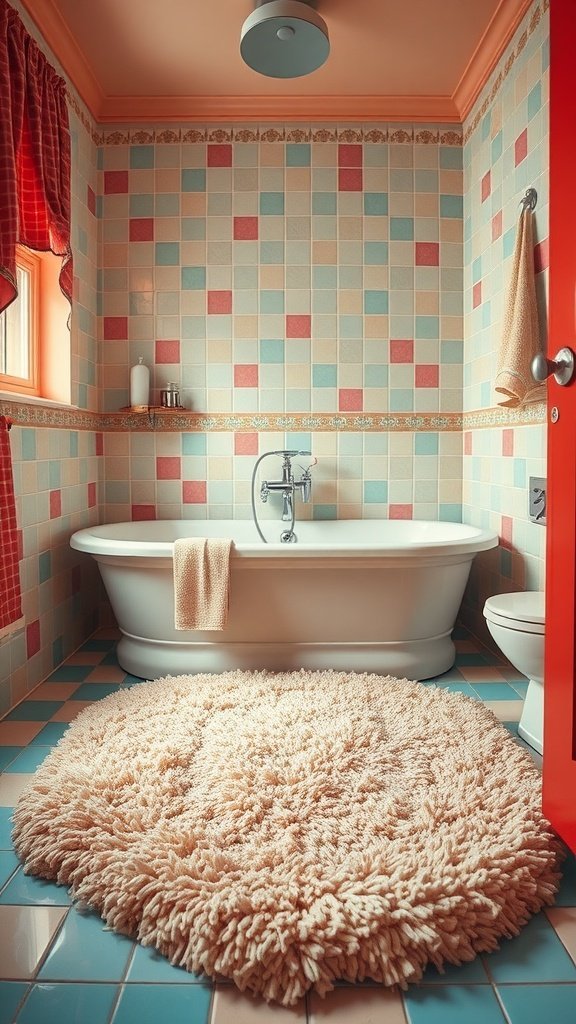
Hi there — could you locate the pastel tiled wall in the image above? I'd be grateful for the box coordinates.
[461,0,549,638]
[0,0,102,713]
[98,123,464,521]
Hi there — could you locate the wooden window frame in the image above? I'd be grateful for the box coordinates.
[0,245,41,397]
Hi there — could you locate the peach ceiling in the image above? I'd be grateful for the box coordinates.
[21,0,532,122]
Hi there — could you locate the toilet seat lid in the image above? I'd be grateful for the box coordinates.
[483,591,545,630]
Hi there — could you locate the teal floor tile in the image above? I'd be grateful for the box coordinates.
[101,651,121,665]
[0,850,19,887]
[403,984,506,1024]
[470,682,522,701]
[0,867,72,906]
[4,747,53,773]
[38,908,134,981]
[556,851,576,907]
[126,942,205,982]
[0,982,29,1024]
[454,653,494,666]
[46,665,95,682]
[0,807,13,849]
[496,983,576,1024]
[80,639,117,650]
[420,957,488,984]
[113,983,212,1024]
[69,683,122,701]
[0,746,22,770]
[122,673,145,685]
[482,912,576,982]
[17,982,118,1024]
[4,702,64,721]
[502,721,519,735]
[28,723,69,746]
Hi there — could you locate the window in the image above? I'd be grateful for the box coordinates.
[0,246,40,396]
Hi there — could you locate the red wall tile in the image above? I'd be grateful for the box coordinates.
[286,314,311,338]
[87,186,96,215]
[95,433,104,456]
[415,242,439,266]
[338,144,363,166]
[234,216,258,240]
[515,129,528,165]
[492,210,503,241]
[103,317,128,340]
[49,490,61,519]
[26,619,40,659]
[390,339,414,363]
[234,364,259,388]
[183,481,207,504]
[338,388,363,411]
[129,218,154,242]
[481,170,491,202]
[472,281,482,308]
[104,170,128,194]
[415,365,439,388]
[207,290,232,314]
[155,340,180,363]
[235,432,258,455]
[131,504,156,521]
[156,456,181,479]
[389,504,413,520]
[207,144,232,167]
[87,482,97,507]
[338,168,363,191]
[535,237,549,273]
[464,431,472,455]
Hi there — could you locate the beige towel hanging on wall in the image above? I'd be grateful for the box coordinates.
[495,207,547,407]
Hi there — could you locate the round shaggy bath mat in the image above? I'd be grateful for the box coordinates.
[13,670,562,1005]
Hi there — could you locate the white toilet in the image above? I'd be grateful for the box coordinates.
[482,592,545,754]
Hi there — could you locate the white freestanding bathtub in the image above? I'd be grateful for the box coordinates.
[71,519,498,680]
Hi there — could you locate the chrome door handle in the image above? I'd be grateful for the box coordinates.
[531,348,575,386]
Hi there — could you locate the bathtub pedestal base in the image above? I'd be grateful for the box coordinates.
[117,630,455,682]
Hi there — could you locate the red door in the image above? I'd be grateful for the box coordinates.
[541,0,576,852]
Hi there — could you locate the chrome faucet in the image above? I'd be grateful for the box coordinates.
[260,450,314,525]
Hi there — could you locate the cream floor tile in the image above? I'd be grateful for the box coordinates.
[483,700,524,722]
[0,773,35,805]
[0,905,67,978]
[50,701,94,722]
[210,984,306,1023]
[64,651,109,665]
[26,683,80,701]
[308,986,407,1023]
[546,907,576,963]
[0,722,44,745]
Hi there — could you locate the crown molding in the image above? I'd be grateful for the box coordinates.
[453,0,534,121]
[19,0,103,119]
[98,93,460,123]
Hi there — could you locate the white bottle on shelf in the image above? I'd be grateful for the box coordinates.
[129,356,150,408]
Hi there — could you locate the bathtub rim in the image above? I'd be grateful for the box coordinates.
[71,519,499,562]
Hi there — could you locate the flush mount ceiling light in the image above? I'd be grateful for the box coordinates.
[240,0,330,79]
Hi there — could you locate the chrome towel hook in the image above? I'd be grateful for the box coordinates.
[520,187,537,212]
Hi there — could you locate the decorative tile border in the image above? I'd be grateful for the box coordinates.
[1,399,546,433]
[96,125,463,146]
[463,0,548,143]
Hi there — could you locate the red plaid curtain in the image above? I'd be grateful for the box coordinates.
[0,415,22,631]
[0,0,72,314]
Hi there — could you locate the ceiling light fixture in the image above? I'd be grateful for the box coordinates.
[240,0,330,79]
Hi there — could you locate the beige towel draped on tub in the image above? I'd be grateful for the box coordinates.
[495,206,546,407]
[173,538,232,630]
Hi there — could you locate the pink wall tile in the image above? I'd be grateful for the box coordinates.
[535,237,549,273]
[87,482,97,507]
[104,170,128,194]
[87,185,96,215]
[234,364,259,387]
[338,144,363,166]
[390,339,414,363]
[155,339,180,363]
[389,504,413,520]
[500,514,513,549]
[183,480,207,503]
[233,216,258,240]
[492,210,503,241]
[472,281,482,308]
[132,504,156,520]
[481,170,491,202]
[96,433,104,456]
[49,490,61,519]
[208,144,232,167]
[338,388,363,411]
[208,290,232,314]
[286,314,311,338]
[338,168,363,191]
[464,431,472,455]
[156,456,181,479]
[514,128,528,165]
[26,620,40,659]
[502,429,514,456]
[415,364,439,388]
[235,432,258,455]
[415,242,439,266]
[129,218,154,241]
[103,316,128,340]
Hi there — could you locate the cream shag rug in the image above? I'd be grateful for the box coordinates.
[13,670,562,1005]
